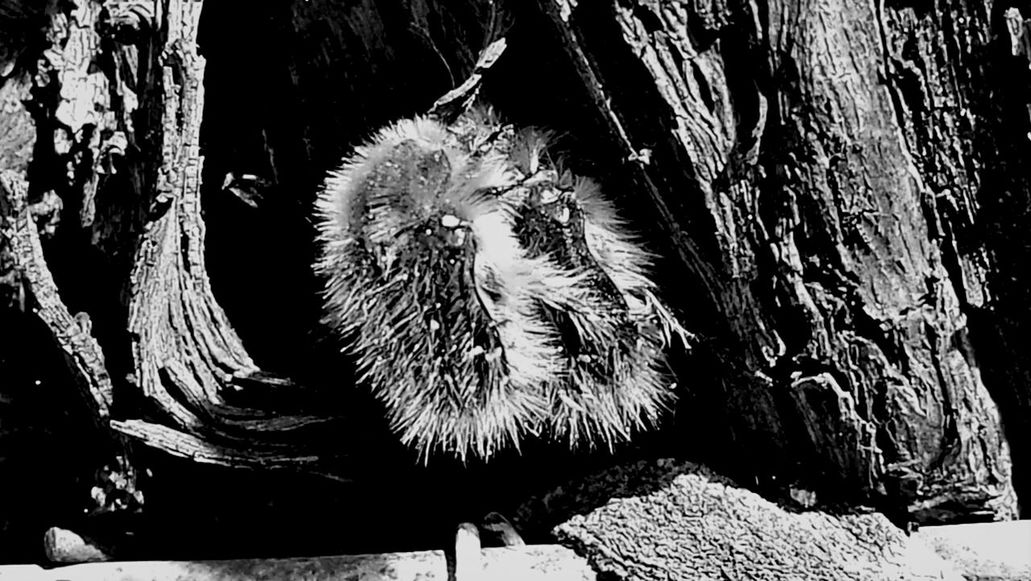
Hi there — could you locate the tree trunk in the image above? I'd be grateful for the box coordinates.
[524,0,1024,522]
[0,0,1026,561]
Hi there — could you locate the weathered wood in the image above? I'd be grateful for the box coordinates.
[0,545,595,581]
[8,0,352,476]
[867,0,1031,522]
[121,0,332,440]
[0,171,115,421]
[0,73,33,172]
[108,419,334,475]
[534,0,1018,521]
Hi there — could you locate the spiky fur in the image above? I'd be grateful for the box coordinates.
[501,135,689,450]
[314,110,688,461]
[315,118,566,460]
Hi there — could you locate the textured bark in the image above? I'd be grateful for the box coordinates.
[528,0,1022,521]
[0,2,353,553]
[0,0,1027,562]
[19,0,347,474]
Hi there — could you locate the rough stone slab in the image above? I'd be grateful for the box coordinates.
[520,458,962,580]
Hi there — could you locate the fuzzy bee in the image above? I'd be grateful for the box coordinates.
[481,116,689,449]
[314,110,687,461]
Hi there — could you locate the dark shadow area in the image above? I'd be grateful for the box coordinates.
[0,309,109,564]
[963,2,1031,517]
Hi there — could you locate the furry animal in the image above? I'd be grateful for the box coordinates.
[314,110,687,461]
[490,117,688,449]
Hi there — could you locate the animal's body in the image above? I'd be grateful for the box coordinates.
[314,110,686,461]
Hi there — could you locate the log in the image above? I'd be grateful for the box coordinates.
[0,545,594,581]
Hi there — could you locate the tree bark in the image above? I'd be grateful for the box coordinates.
[0,0,1026,560]
[526,0,1022,521]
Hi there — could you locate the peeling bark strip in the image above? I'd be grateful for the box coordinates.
[1,166,145,531]
[0,171,114,421]
[117,1,347,468]
[539,0,1016,520]
[6,0,349,478]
